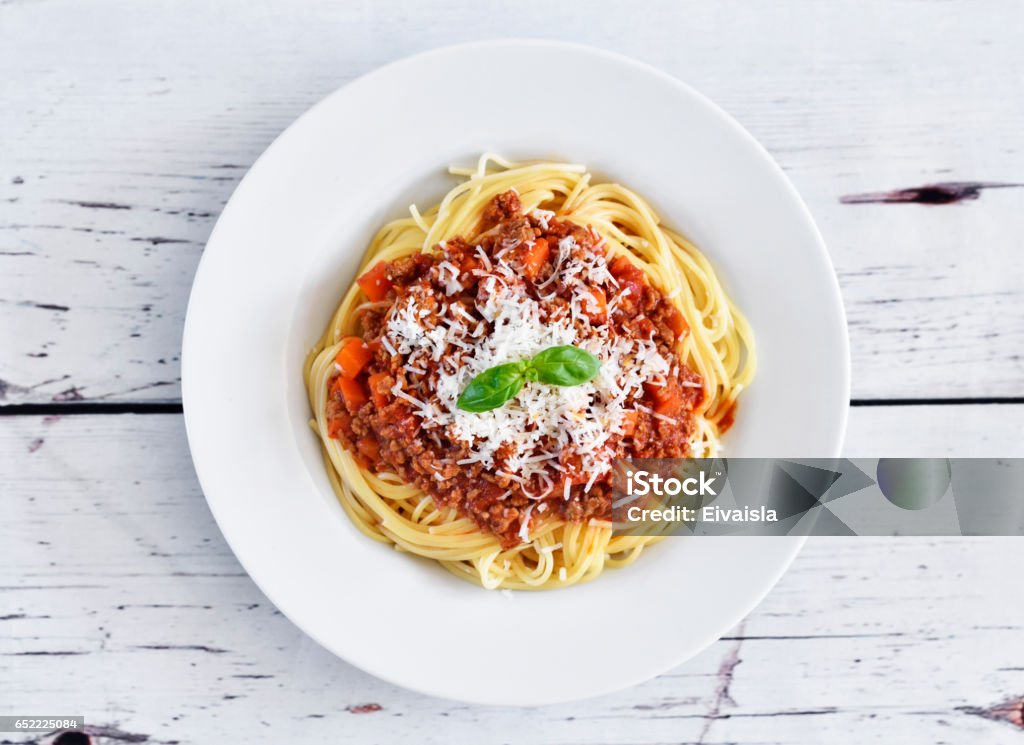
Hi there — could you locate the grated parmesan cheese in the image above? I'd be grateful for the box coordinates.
[517,504,535,543]
[382,228,682,493]
[530,208,556,230]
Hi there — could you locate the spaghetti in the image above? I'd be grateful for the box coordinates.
[305,155,755,589]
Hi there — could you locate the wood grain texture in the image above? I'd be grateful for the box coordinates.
[2,409,1023,744]
[2,0,1023,405]
[4,1,1024,742]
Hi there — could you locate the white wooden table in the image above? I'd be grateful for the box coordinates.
[3,1,1023,742]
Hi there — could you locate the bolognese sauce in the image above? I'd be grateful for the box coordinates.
[325,191,706,548]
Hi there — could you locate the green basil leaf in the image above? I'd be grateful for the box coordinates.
[456,362,526,412]
[529,345,601,386]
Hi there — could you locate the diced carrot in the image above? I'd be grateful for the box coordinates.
[581,287,607,323]
[335,337,372,378]
[356,261,392,301]
[329,374,345,396]
[336,376,368,410]
[357,437,380,462]
[644,382,683,417]
[666,305,688,337]
[367,372,390,408]
[520,237,550,280]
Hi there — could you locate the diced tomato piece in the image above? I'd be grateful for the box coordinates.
[644,381,684,417]
[335,337,372,378]
[581,287,607,323]
[654,390,683,417]
[609,255,637,278]
[336,376,368,410]
[609,256,645,308]
[356,261,392,301]
[520,238,550,280]
[610,279,641,316]
[357,437,380,462]
[666,305,688,337]
[367,372,390,408]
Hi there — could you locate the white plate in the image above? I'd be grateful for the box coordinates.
[182,40,849,705]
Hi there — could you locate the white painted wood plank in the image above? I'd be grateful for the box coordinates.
[2,408,1023,742]
[2,0,1024,404]
[844,403,1024,457]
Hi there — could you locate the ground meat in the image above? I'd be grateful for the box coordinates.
[386,253,433,286]
[357,306,388,339]
[480,190,522,228]
[327,191,708,547]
